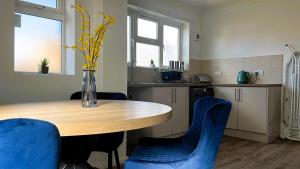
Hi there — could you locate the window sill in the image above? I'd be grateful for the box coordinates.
[14,71,75,76]
[127,65,188,71]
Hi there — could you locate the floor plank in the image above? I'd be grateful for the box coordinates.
[124,136,300,169]
[215,136,300,169]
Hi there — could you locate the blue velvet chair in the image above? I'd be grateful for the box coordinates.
[125,96,232,169]
[0,118,60,169]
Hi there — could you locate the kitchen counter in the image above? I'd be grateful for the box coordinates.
[128,82,282,88]
[213,84,282,87]
[128,82,211,88]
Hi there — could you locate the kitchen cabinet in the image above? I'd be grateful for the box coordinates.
[214,87,238,129]
[214,86,281,143]
[151,87,173,137]
[128,87,189,138]
[171,87,190,134]
[238,88,267,133]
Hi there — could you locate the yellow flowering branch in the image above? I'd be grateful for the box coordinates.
[65,4,115,70]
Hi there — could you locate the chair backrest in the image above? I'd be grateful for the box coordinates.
[188,97,231,169]
[70,92,127,100]
[183,97,226,150]
[0,118,60,169]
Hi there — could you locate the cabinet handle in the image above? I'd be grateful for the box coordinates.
[174,89,177,103]
[171,89,176,103]
[235,89,238,102]
[239,89,242,102]
[171,89,174,103]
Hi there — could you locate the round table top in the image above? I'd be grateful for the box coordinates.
[0,100,172,137]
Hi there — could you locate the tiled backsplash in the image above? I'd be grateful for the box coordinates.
[128,67,158,83]
[190,55,283,84]
[127,55,283,84]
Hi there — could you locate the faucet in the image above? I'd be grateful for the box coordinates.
[151,60,159,83]
[153,67,159,83]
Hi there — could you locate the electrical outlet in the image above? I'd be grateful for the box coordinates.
[254,70,264,76]
[214,71,222,77]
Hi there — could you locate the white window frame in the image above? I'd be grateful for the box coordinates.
[128,9,183,68]
[14,0,66,74]
[162,21,182,67]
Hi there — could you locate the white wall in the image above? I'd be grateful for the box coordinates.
[102,0,128,93]
[89,0,128,168]
[0,0,127,168]
[128,0,202,60]
[0,0,84,104]
[0,0,127,104]
[199,0,300,60]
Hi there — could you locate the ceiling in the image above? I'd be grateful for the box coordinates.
[177,0,242,9]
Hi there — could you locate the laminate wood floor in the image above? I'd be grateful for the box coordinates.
[215,136,300,169]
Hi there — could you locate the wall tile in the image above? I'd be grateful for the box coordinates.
[245,56,264,67]
[193,55,283,84]
[263,55,283,66]
[128,55,283,84]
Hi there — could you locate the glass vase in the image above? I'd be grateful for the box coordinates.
[82,70,97,107]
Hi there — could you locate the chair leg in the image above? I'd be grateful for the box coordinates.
[108,152,113,169]
[114,149,121,169]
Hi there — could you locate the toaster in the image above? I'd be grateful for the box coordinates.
[197,74,211,83]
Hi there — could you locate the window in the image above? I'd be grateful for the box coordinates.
[163,25,180,66]
[136,43,160,67]
[127,11,182,68]
[14,0,64,73]
[20,0,57,8]
[137,18,158,40]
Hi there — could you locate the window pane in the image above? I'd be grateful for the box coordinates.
[163,25,180,66]
[136,43,159,67]
[15,13,62,73]
[137,18,157,40]
[127,16,131,63]
[20,0,57,8]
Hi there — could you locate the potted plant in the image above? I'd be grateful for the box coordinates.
[40,58,49,74]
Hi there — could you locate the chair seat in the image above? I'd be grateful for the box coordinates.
[129,142,193,163]
[126,97,232,169]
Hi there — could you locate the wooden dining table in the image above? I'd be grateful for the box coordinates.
[0,100,172,136]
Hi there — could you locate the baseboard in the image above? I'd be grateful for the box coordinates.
[225,129,268,143]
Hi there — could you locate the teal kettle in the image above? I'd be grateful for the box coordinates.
[237,71,250,84]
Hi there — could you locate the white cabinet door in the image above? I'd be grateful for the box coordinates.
[238,87,267,134]
[214,87,238,129]
[172,87,189,135]
[152,87,173,137]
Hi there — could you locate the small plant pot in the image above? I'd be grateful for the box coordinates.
[41,66,49,74]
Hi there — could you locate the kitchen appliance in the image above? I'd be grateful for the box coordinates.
[163,61,184,82]
[237,71,250,84]
[174,61,180,70]
[189,86,214,125]
[179,62,184,72]
[282,43,300,141]
[161,71,183,81]
[169,60,184,72]
[197,74,211,83]
[169,61,175,70]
